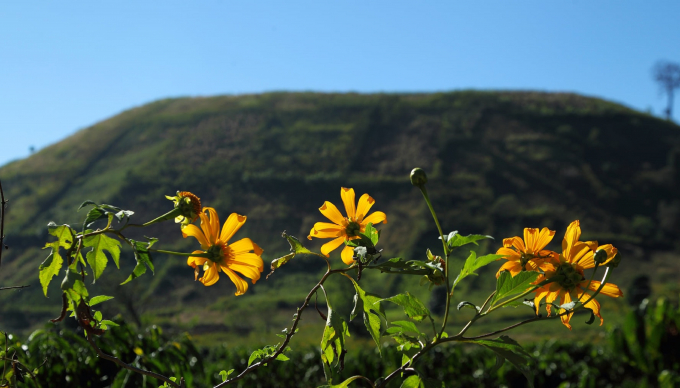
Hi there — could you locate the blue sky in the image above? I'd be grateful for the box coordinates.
[1,1,679,166]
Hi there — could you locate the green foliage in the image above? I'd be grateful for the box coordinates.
[452,251,504,291]
[382,292,431,322]
[121,238,157,285]
[267,232,313,278]
[321,292,350,383]
[443,232,493,249]
[346,275,386,354]
[468,335,535,387]
[83,233,121,282]
[247,345,290,367]
[490,271,540,308]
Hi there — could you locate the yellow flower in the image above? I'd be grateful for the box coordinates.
[165,191,202,226]
[307,187,387,265]
[532,220,623,330]
[183,207,264,294]
[496,227,558,278]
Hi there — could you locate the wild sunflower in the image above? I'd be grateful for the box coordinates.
[533,220,623,329]
[165,191,202,226]
[496,227,559,277]
[307,187,387,265]
[182,207,264,294]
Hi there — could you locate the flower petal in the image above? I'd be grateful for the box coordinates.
[224,263,261,283]
[533,286,551,315]
[229,252,264,271]
[577,244,618,269]
[182,225,210,249]
[559,291,574,330]
[229,238,264,256]
[204,207,220,244]
[341,187,356,220]
[562,220,581,259]
[319,201,346,225]
[362,211,387,226]
[528,227,555,253]
[496,261,522,278]
[308,223,345,239]
[503,237,526,253]
[341,245,355,265]
[222,267,249,295]
[577,290,603,325]
[583,280,623,298]
[220,213,247,242]
[355,194,375,223]
[320,236,346,257]
[199,263,220,286]
[496,247,521,261]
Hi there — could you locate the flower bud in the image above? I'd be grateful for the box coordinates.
[606,253,621,268]
[410,168,428,187]
[593,249,608,264]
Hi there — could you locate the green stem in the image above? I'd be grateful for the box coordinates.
[141,208,182,227]
[149,249,210,258]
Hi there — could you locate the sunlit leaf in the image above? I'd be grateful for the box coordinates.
[382,292,431,322]
[83,233,121,282]
[490,271,540,307]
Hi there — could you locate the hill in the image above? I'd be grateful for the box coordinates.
[1,91,679,345]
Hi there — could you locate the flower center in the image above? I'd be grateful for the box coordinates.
[519,252,535,269]
[345,221,361,237]
[554,263,584,291]
[206,242,229,265]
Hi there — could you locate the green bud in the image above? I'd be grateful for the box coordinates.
[593,249,608,264]
[606,253,621,268]
[410,168,428,187]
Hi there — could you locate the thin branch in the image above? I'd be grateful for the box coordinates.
[216,267,352,387]
[0,285,30,291]
[86,334,180,388]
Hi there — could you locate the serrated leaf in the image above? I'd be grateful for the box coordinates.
[47,222,75,249]
[39,242,64,296]
[400,375,424,388]
[83,207,107,229]
[284,232,312,255]
[468,335,534,387]
[321,293,350,379]
[121,238,156,285]
[345,275,385,354]
[443,232,493,249]
[83,234,121,282]
[387,321,423,336]
[90,295,114,306]
[490,271,540,307]
[78,200,98,211]
[452,252,505,291]
[382,292,431,322]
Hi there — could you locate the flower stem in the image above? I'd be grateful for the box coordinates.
[142,208,182,227]
[149,249,210,258]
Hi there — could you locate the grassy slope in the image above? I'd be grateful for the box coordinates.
[1,91,679,346]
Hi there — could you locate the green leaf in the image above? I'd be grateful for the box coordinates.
[320,293,350,379]
[372,258,444,278]
[275,354,290,361]
[39,242,64,296]
[47,222,75,249]
[284,232,313,255]
[386,320,424,337]
[382,292,431,322]
[365,223,379,246]
[90,295,114,306]
[121,238,157,285]
[346,276,385,354]
[93,310,102,322]
[267,253,295,279]
[468,335,534,387]
[247,345,279,367]
[490,271,540,307]
[82,207,107,229]
[317,375,366,388]
[452,251,504,290]
[400,375,424,388]
[444,232,493,249]
[219,369,234,382]
[83,233,121,282]
[78,200,98,211]
[99,320,119,327]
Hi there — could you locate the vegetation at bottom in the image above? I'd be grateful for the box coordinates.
[2,296,678,388]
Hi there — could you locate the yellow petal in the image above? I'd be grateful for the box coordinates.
[223,263,261,283]
[562,220,581,259]
[355,194,375,223]
[229,238,264,256]
[496,247,521,261]
[229,252,264,271]
[319,201,346,225]
[583,280,623,298]
[496,261,522,278]
[340,187,356,220]
[182,225,209,249]
[341,245,355,265]
[362,211,387,226]
[204,207,220,244]
[187,250,208,268]
[577,290,603,326]
[199,263,220,286]
[320,236,346,257]
[526,227,555,253]
[220,213,247,242]
[559,292,574,330]
[577,244,618,269]
[503,236,526,253]
[222,267,249,295]
[533,286,550,315]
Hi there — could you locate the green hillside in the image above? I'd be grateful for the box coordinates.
[1,91,679,345]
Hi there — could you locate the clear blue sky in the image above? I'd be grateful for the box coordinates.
[1,1,679,166]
